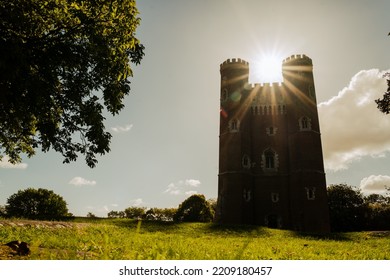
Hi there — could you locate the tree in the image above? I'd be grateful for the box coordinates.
[107,210,125,218]
[0,205,6,217]
[327,184,366,231]
[375,33,389,114]
[5,188,70,220]
[124,206,145,219]
[363,192,390,230]
[144,207,177,222]
[174,194,214,223]
[86,212,97,218]
[0,0,145,167]
[375,73,390,114]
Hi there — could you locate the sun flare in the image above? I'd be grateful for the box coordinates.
[251,54,283,84]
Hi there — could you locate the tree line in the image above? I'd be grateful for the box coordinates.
[1,185,390,232]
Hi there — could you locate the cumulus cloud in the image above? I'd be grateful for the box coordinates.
[69,176,97,186]
[164,179,201,195]
[360,175,390,194]
[131,198,144,207]
[185,190,198,196]
[319,69,390,171]
[0,156,28,169]
[111,124,133,133]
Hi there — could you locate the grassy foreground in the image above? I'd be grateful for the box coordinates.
[1,218,389,260]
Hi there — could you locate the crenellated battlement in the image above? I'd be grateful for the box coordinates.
[249,82,283,89]
[220,58,249,70]
[282,54,312,65]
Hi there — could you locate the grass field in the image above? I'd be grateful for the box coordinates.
[1,218,390,260]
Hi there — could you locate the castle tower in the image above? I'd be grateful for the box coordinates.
[216,55,330,233]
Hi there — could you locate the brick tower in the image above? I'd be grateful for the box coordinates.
[216,55,330,232]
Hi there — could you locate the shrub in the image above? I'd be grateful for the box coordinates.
[174,194,214,222]
[5,188,70,220]
[124,207,146,219]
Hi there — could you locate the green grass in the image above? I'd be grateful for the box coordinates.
[1,218,389,260]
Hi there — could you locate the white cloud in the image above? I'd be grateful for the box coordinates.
[164,179,201,195]
[360,175,390,194]
[185,190,198,196]
[164,183,181,195]
[131,198,144,207]
[184,179,201,187]
[0,156,28,169]
[319,69,390,171]
[69,176,97,186]
[111,124,133,133]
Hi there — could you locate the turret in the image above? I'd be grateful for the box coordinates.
[217,58,251,224]
[220,58,249,112]
[282,54,317,103]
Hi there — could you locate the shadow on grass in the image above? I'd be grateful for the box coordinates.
[206,223,271,236]
[73,218,358,241]
[290,230,353,241]
[93,218,272,236]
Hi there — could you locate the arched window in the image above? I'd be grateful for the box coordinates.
[266,126,277,136]
[262,148,278,171]
[305,187,316,200]
[229,119,240,132]
[271,193,279,203]
[265,151,275,169]
[242,154,251,169]
[299,116,312,131]
[221,88,228,102]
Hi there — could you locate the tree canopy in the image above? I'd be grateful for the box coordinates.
[327,184,390,231]
[375,33,389,114]
[0,0,144,167]
[375,73,390,114]
[5,188,70,220]
[174,194,214,223]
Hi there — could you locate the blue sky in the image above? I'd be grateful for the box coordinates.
[1,0,390,216]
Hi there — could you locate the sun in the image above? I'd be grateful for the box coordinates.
[251,54,283,84]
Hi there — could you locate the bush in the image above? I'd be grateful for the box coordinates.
[327,184,390,231]
[107,210,125,218]
[144,208,176,222]
[5,188,70,220]
[327,184,365,232]
[124,207,146,219]
[0,205,6,217]
[174,194,214,222]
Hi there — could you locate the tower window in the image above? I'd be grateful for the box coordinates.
[266,126,277,136]
[262,148,279,171]
[265,153,274,168]
[221,89,228,102]
[299,116,312,131]
[305,187,316,200]
[242,154,251,169]
[229,119,240,132]
[309,85,315,99]
[243,189,251,202]
[271,193,279,203]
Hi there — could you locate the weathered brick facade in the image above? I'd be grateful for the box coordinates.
[216,55,330,232]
